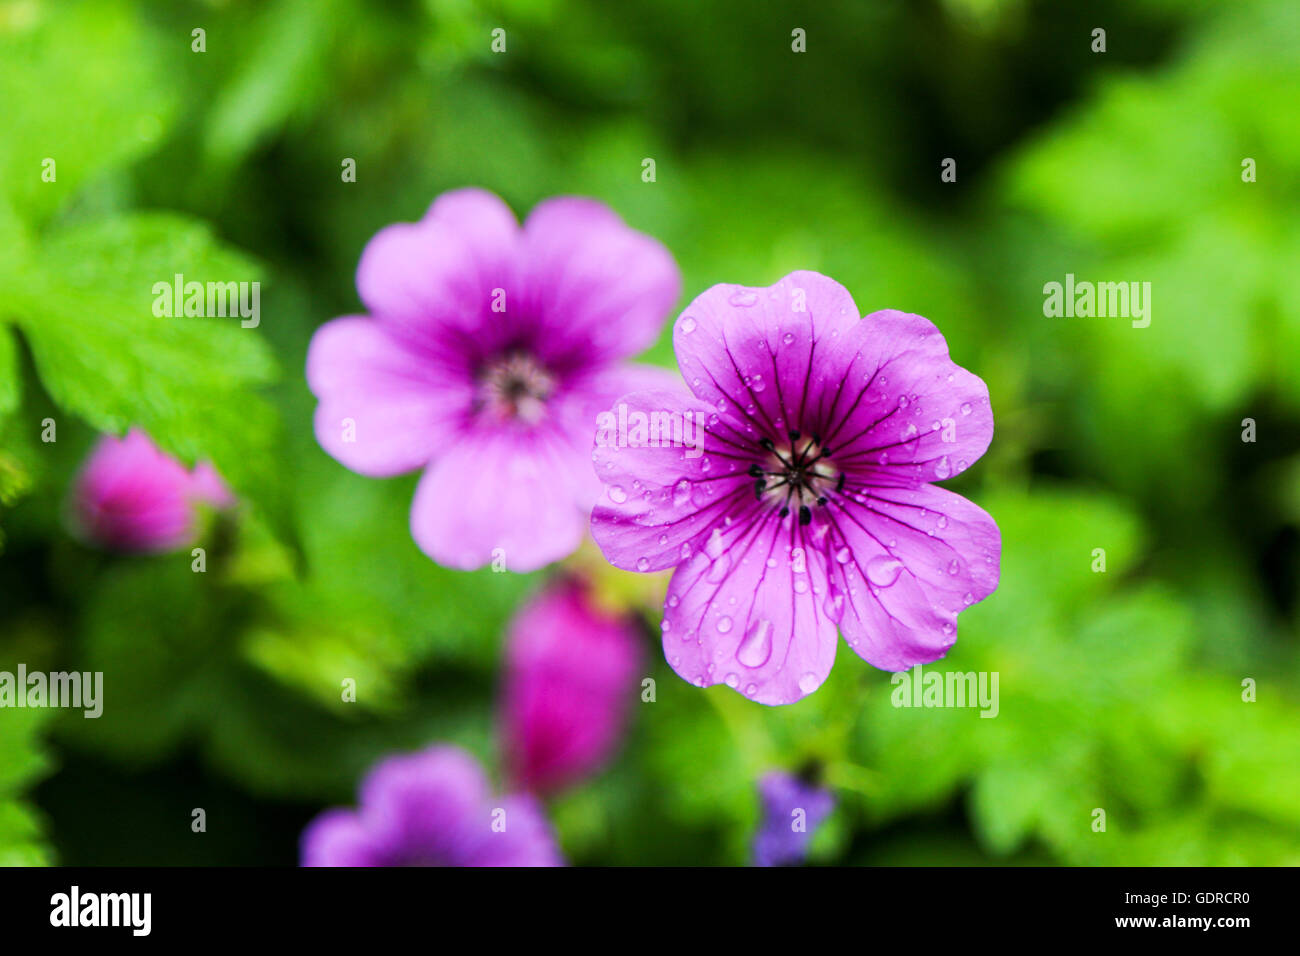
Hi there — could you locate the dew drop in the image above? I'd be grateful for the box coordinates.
[934,456,951,479]
[673,478,692,507]
[728,290,759,308]
[637,557,651,571]
[680,315,697,333]
[705,528,725,560]
[823,587,845,623]
[866,555,905,587]
[716,615,733,634]
[797,672,821,695]
[736,619,773,667]
[834,546,852,565]
[607,485,628,503]
[960,402,972,416]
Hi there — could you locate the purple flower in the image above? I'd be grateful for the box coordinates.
[591,271,1001,704]
[300,745,563,867]
[70,428,234,553]
[502,578,641,794]
[752,771,834,867]
[306,188,681,572]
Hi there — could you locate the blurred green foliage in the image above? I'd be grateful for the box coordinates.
[1,0,1299,865]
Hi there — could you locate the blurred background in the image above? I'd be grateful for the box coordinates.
[2,0,1299,865]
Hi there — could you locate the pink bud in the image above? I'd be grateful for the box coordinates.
[502,578,642,794]
[71,428,233,553]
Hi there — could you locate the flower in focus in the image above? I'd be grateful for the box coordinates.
[591,271,1001,704]
[752,770,834,867]
[70,428,234,553]
[502,577,641,794]
[306,188,681,572]
[300,745,563,867]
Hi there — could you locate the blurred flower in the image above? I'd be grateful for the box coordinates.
[300,745,562,867]
[70,428,234,553]
[306,188,681,572]
[591,271,1001,704]
[752,770,834,867]
[502,578,641,794]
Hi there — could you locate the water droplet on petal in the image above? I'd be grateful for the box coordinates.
[728,290,759,308]
[960,402,972,416]
[834,546,852,564]
[736,619,773,667]
[680,315,697,333]
[673,478,692,507]
[716,615,733,634]
[607,485,628,503]
[934,456,951,479]
[866,555,905,587]
[637,557,651,571]
[724,673,739,688]
[823,587,845,622]
[705,528,725,560]
[947,559,961,575]
[782,332,795,345]
[798,672,821,695]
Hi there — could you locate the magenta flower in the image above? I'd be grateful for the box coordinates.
[502,578,641,794]
[306,188,681,572]
[300,745,563,867]
[70,428,234,553]
[591,271,1001,704]
[752,771,834,867]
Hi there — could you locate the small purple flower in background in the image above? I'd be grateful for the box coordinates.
[752,770,834,867]
[591,271,1001,704]
[71,428,233,553]
[306,188,681,572]
[502,577,641,794]
[300,745,563,867]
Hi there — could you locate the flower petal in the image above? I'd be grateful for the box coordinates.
[822,483,1001,670]
[299,809,383,867]
[409,426,589,572]
[672,271,861,446]
[816,309,993,486]
[307,316,469,477]
[661,512,839,705]
[589,388,750,573]
[519,197,681,370]
[356,189,521,359]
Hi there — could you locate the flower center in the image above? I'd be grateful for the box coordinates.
[750,431,842,525]
[476,351,555,424]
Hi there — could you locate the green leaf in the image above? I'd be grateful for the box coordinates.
[6,213,291,541]
[0,0,176,224]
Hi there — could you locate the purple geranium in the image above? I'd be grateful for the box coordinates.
[306,188,680,572]
[300,745,562,867]
[752,771,834,867]
[591,271,1001,704]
